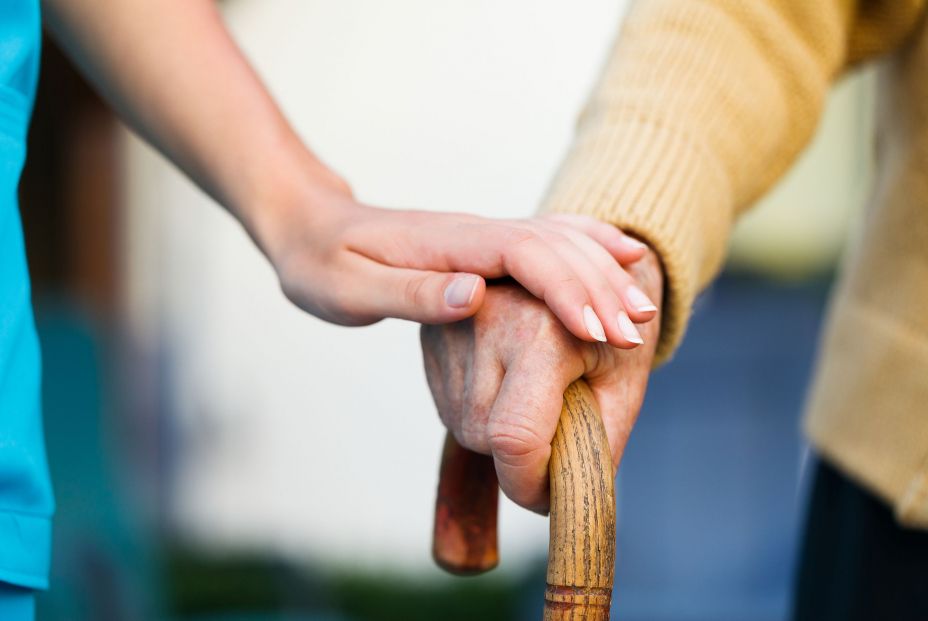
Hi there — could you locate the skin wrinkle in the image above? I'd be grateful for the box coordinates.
[421,251,662,512]
[460,334,503,454]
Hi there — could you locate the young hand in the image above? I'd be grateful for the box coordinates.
[44,0,655,345]
[251,170,658,346]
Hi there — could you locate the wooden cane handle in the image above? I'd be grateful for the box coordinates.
[432,380,616,619]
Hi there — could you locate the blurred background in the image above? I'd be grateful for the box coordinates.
[21,1,877,620]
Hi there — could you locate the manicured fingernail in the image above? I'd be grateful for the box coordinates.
[624,236,648,250]
[444,275,479,308]
[626,285,657,313]
[617,310,644,344]
[583,305,607,342]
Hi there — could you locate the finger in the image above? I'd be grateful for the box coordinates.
[587,375,644,473]
[584,326,659,472]
[546,223,659,325]
[350,216,617,341]
[348,214,512,276]
[487,354,579,514]
[531,227,643,349]
[347,261,488,324]
[454,355,505,455]
[498,234,607,344]
[542,213,648,264]
[420,325,454,428]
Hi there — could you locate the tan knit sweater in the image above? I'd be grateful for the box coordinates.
[542,0,928,527]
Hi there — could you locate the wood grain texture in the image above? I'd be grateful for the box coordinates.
[544,380,615,620]
[432,433,499,575]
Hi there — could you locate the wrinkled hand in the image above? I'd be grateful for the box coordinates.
[251,169,657,342]
[421,248,663,512]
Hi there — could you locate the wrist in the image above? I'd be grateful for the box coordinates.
[238,136,351,266]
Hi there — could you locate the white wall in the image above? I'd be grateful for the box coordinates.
[123,0,630,572]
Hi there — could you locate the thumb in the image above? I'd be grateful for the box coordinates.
[354,265,487,324]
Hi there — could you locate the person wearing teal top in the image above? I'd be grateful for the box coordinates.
[0,0,657,616]
[0,2,53,611]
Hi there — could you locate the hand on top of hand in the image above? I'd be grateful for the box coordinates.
[421,249,663,513]
[250,166,657,345]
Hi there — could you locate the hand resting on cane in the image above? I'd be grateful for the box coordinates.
[422,247,663,512]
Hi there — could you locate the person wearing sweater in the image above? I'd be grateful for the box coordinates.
[425,0,928,617]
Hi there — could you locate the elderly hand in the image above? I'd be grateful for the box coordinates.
[421,246,663,512]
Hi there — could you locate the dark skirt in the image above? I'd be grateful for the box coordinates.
[792,459,928,620]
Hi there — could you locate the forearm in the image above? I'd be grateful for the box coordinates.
[540,0,868,362]
[42,0,335,238]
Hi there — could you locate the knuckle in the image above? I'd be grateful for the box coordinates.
[435,391,463,428]
[487,417,546,465]
[528,225,559,244]
[531,309,564,341]
[611,263,632,281]
[456,391,494,453]
[548,276,585,306]
[503,226,539,247]
[585,340,608,375]
[543,235,571,252]
[455,423,489,455]
[403,275,429,310]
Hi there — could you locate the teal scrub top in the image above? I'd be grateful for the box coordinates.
[0,0,54,591]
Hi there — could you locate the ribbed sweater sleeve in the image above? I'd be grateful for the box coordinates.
[540,0,924,363]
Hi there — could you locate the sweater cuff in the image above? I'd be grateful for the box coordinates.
[540,119,734,364]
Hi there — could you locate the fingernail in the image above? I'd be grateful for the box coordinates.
[624,235,648,250]
[444,275,479,308]
[617,310,644,344]
[626,285,658,313]
[583,305,607,342]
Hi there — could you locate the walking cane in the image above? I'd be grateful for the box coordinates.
[432,379,616,620]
